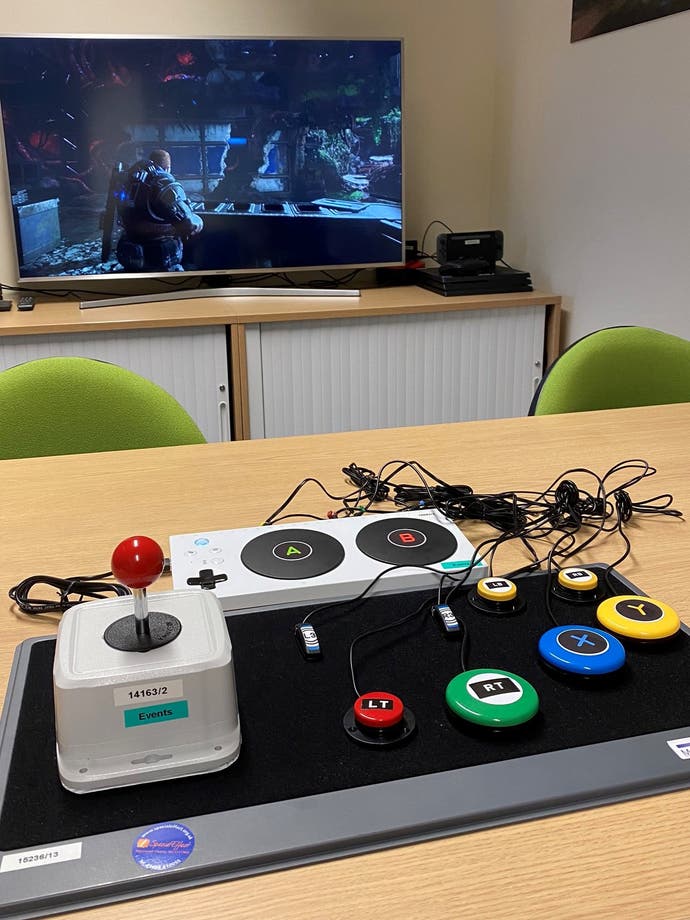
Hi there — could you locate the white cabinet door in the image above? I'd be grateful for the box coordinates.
[245,306,546,438]
[0,326,231,442]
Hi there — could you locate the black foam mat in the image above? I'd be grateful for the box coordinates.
[2,570,690,851]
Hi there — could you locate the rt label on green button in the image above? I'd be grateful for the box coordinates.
[123,700,189,728]
[445,669,539,728]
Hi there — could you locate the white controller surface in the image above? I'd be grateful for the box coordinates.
[170,509,486,613]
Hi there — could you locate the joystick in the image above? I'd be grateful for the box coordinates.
[104,536,182,652]
[53,535,241,793]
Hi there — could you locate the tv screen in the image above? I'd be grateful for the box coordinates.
[0,36,403,283]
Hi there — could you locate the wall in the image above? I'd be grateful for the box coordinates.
[491,0,690,345]
[0,2,497,287]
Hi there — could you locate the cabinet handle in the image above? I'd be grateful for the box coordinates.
[218,400,229,441]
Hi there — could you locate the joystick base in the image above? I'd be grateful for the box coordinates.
[53,590,241,793]
[103,611,182,652]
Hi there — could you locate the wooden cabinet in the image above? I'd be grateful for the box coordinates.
[0,325,231,443]
[0,286,561,442]
[244,304,547,438]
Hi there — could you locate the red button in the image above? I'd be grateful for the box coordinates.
[353,692,404,729]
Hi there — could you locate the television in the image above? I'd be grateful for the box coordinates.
[0,35,403,292]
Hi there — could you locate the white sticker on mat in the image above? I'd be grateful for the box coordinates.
[666,737,690,760]
[1,842,82,873]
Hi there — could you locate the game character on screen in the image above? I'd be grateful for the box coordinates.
[115,149,203,272]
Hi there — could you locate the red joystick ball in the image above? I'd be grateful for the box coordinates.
[111,536,165,590]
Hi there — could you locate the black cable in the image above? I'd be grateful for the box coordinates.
[348,594,433,697]
[9,572,131,616]
[420,219,454,263]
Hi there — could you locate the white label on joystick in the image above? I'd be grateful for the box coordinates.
[113,679,184,707]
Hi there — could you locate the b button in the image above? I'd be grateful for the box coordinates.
[387,528,427,548]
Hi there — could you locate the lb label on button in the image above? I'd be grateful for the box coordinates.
[476,578,517,602]
[597,594,681,640]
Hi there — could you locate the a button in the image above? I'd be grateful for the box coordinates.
[193,538,210,546]
[353,692,404,730]
[538,625,625,675]
[476,578,517,602]
[445,669,539,728]
[557,567,599,592]
[272,540,313,561]
[597,595,681,640]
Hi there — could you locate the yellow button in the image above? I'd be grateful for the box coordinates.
[596,595,681,640]
[557,567,599,592]
[476,577,517,602]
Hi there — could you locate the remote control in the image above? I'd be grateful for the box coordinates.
[17,295,35,311]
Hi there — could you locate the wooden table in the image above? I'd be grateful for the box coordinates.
[1,403,689,919]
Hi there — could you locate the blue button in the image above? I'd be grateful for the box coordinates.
[538,625,625,676]
[194,537,210,546]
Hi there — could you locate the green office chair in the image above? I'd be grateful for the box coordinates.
[529,326,690,415]
[0,356,206,459]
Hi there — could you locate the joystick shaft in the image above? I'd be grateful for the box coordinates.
[133,588,151,639]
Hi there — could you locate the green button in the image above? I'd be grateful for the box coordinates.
[445,669,539,728]
[123,700,189,728]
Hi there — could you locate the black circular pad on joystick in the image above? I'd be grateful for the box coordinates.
[104,611,182,652]
[355,516,458,566]
[241,529,345,580]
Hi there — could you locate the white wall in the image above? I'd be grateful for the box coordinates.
[0,2,497,285]
[491,0,690,346]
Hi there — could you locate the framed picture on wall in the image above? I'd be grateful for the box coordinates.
[571,0,690,42]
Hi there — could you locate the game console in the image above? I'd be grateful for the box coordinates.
[170,509,486,613]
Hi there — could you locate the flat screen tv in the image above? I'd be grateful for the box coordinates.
[0,35,403,286]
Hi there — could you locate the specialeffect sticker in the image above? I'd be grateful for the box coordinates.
[132,822,195,872]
